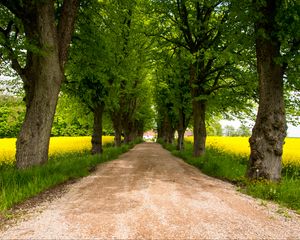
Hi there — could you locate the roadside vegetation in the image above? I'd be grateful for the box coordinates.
[162,139,300,213]
[186,136,300,169]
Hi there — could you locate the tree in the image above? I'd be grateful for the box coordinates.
[65,0,109,154]
[0,94,24,137]
[147,0,254,156]
[247,0,300,181]
[237,124,251,137]
[207,120,222,136]
[153,47,192,149]
[98,0,153,146]
[0,0,79,168]
[51,93,93,137]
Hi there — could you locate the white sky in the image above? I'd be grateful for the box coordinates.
[220,120,300,138]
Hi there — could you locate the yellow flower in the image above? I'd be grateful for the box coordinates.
[0,136,114,165]
[186,136,300,168]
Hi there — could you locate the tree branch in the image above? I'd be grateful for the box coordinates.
[176,0,195,51]
[207,77,247,94]
[0,0,33,20]
[57,0,79,67]
[0,22,24,78]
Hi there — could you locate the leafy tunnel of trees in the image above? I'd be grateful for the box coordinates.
[0,0,299,181]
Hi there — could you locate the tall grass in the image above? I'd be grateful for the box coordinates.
[163,141,300,213]
[0,139,141,213]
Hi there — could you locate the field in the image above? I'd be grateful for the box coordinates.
[185,136,300,168]
[0,136,114,165]
[1,136,299,168]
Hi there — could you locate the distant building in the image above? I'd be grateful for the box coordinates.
[143,130,156,141]
[184,129,193,137]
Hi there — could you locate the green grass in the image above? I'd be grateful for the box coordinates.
[163,141,300,213]
[0,140,141,213]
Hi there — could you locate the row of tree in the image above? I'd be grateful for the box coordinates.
[147,0,299,181]
[0,0,299,182]
[65,0,154,153]
[0,0,154,167]
[1,93,253,138]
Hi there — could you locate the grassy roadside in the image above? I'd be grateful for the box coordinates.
[0,139,141,214]
[162,141,300,213]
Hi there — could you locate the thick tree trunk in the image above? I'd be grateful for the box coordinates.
[157,121,163,142]
[114,130,122,147]
[176,108,187,151]
[177,129,185,151]
[4,0,79,169]
[190,63,207,157]
[192,100,207,157]
[16,72,62,168]
[123,121,136,144]
[167,127,175,144]
[247,0,286,182]
[161,114,175,144]
[16,4,63,168]
[91,103,104,155]
[111,113,122,147]
[123,129,130,144]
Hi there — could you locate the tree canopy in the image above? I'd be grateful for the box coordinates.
[0,0,299,181]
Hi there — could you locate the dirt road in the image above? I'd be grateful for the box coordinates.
[1,142,300,239]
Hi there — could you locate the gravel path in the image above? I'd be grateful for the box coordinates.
[1,142,300,239]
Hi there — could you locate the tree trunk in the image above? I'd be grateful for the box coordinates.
[166,127,175,144]
[16,4,63,168]
[247,0,286,182]
[16,72,62,168]
[123,120,135,144]
[177,129,185,151]
[192,99,207,157]
[114,130,122,147]
[157,121,163,141]
[190,63,207,157]
[91,103,104,155]
[3,0,79,169]
[176,108,186,151]
[111,113,122,147]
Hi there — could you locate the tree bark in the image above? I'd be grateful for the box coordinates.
[247,0,286,181]
[189,63,207,157]
[91,103,104,155]
[167,127,175,144]
[176,106,189,151]
[177,129,185,151]
[111,113,122,147]
[114,130,122,147]
[16,3,63,168]
[192,99,207,157]
[161,113,175,144]
[123,120,136,144]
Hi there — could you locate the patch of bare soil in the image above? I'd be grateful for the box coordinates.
[1,142,299,239]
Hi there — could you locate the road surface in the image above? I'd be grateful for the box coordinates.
[1,142,300,239]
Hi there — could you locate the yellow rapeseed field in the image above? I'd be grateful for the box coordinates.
[0,136,114,165]
[186,136,300,167]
